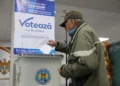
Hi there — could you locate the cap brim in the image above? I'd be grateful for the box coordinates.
[60,20,66,27]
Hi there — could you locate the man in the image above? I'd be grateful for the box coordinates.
[48,10,109,86]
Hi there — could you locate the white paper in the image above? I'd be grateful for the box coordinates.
[39,44,53,54]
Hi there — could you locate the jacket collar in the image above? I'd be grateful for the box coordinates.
[70,23,87,44]
[69,28,76,37]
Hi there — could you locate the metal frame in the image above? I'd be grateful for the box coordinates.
[63,9,68,86]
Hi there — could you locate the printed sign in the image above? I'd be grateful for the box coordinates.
[14,0,55,55]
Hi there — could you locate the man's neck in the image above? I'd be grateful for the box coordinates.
[69,22,85,37]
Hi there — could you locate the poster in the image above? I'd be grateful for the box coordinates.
[14,0,55,55]
[0,47,10,79]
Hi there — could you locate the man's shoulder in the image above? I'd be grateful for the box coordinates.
[77,24,99,41]
[81,24,95,32]
[78,24,97,35]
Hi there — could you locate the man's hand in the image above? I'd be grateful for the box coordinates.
[47,40,56,47]
[58,68,60,73]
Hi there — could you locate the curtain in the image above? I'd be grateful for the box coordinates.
[108,42,120,86]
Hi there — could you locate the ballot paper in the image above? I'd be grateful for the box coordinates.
[38,39,53,54]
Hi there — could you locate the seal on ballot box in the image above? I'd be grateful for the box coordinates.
[35,68,51,85]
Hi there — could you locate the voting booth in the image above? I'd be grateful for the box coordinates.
[10,0,64,86]
[14,54,63,86]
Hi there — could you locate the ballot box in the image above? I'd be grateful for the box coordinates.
[14,54,63,86]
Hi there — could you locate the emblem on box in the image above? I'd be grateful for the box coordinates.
[35,68,51,85]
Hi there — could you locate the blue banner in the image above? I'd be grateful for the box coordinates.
[14,0,54,16]
[14,48,55,54]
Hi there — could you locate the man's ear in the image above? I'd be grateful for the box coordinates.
[71,19,75,24]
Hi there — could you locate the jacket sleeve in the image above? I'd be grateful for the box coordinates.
[60,34,99,78]
[55,42,69,54]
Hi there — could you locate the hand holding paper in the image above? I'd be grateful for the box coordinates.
[47,40,56,47]
[58,68,60,73]
[38,39,54,54]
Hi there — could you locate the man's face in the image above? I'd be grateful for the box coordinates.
[65,19,75,32]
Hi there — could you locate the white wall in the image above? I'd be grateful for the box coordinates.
[0,80,9,86]
[0,41,11,47]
